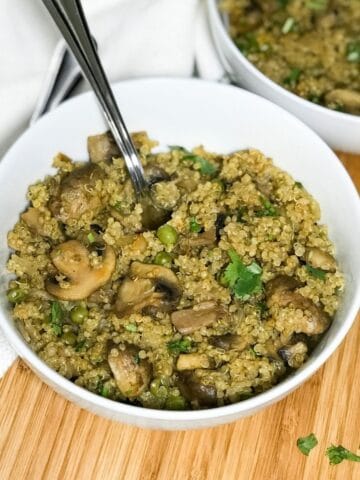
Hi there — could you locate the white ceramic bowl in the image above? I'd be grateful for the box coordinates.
[207,0,360,154]
[1,78,359,430]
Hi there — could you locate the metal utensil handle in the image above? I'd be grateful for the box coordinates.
[42,0,148,196]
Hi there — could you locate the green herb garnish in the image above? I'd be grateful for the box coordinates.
[283,68,302,87]
[167,338,192,355]
[87,232,95,243]
[306,265,326,280]
[222,250,263,300]
[306,0,328,10]
[297,433,318,456]
[168,145,187,152]
[50,301,63,336]
[75,340,87,352]
[169,146,217,175]
[189,217,202,233]
[257,301,269,316]
[277,0,290,7]
[237,207,247,223]
[326,445,360,465]
[100,385,110,398]
[125,323,137,332]
[346,42,360,63]
[255,197,279,217]
[282,17,295,34]
[183,154,217,175]
[235,33,260,56]
[294,181,303,188]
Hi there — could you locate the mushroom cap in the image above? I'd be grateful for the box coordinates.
[49,164,104,223]
[46,240,116,300]
[171,301,225,334]
[87,131,120,163]
[115,261,181,316]
[108,345,151,399]
[305,247,336,272]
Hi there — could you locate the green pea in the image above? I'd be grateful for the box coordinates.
[62,331,77,346]
[165,394,187,410]
[154,251,173,268]
[7,287,26,304]
[70,305,88,324]
[156,224,178,246]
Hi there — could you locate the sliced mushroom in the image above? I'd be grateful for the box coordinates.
[144,165,170,185]
[305,247,336,272]
[265,275,302,299]
[108,345,151,399]
[21,207,47,237]
[176,353,211,371]
[141,198,171,231]
[171,301,225,334]
[211,334,250,352]
[46,240,115,300]
[49,164,104,223]
[116,261,181,315]
[184,228,216,249]
[177,372,217,408]
[266,275,330,336]
[325,89,360,115]
[278,342,308,368]
[87,131,120,163]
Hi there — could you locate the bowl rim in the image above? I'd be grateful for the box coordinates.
[207,0,360,126]
[1,77,360,424]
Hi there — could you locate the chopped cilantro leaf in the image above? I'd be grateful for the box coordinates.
[283,68,302,87]
[100,385,110,398]
[50,301,63,336]
[169,146,217,175]
[167,338,192,355]
[306,265,326,280]
[297,433,318,456]
[168,145,187,153]
[87,232,95,243]
[75,340,87,352]
[306,0,328,10]
[222,250,263,300]
[326,445,360,465]
[294,181,303,188]
[346,42,360,63]
[125,323,137,332]
[282,17,295,34]
[182,154,217,175]
[189,217,202,233]
[235,33,260,56]
[255,197,279,217]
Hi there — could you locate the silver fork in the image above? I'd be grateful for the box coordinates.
[41,0,149,198]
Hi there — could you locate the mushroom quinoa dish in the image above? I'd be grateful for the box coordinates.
[222,0,360,114]
[6,131,344,410]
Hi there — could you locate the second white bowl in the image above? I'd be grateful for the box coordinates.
[207,0,360,154]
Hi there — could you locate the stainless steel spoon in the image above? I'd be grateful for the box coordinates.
[41,0,149,198]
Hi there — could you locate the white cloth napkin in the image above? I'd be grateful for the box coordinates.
[0,0,224,377]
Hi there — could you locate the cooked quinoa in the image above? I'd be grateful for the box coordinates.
[222,0,360,114]
[6,131,344,409]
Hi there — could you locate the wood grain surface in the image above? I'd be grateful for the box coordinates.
[0,152,359,480]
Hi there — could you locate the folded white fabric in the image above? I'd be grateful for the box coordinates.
[0,0,224,377]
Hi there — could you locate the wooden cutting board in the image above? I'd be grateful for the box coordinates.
[0,152,359,480]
